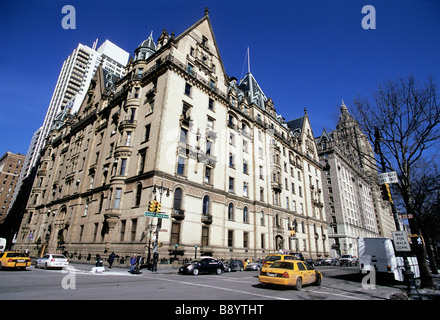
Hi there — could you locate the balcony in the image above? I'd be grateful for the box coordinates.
[179,114,192,128]
[201,215,212,225]
[118,119,137,130]
[114,145,133,157]
[172,209,185,221]
[271,180,282,191]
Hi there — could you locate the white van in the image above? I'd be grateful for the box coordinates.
[358,237,420,281]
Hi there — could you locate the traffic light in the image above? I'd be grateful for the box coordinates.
[156,202,161,213]
[148,200,156,213]
[381,183,393,203]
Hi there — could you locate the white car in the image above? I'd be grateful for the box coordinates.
[36,254,69,269]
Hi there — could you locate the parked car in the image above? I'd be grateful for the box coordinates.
[35,253,69,269]
[245,261,262,271]
[339,254,358,266]
[289,252,305,261]
[262,254,298,269]
[305,258,315,266]
[0,251,32,270]
[314,259,325,266]
[259,260,322,290]
[223,259,244,272]
[178,257,223,275]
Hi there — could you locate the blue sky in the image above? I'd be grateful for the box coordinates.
[1,0,439,157]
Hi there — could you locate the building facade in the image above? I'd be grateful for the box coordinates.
[15,13,329,262]
[315,102,395,258]
[0,152,26,224]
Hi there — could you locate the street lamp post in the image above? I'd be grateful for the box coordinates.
[374,127,420,299]
[151,181,170,272]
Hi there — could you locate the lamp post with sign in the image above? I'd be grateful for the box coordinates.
[146,181,170,272]
[374,127,420,298]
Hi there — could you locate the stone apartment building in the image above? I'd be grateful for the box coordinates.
[0,152,26,224]
[15,12,329,261]
[315,102,395,258]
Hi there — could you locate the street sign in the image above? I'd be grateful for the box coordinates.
[392,231,411,252]
[378,171,398,185]
[144,211,169,219]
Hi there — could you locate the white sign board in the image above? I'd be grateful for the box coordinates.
[378,171,398,185]
[392,231,411,252]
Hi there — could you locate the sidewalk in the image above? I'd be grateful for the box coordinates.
[68,261,179,275]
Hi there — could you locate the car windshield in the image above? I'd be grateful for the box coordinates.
[341,255,351,258]
[270,261,294,269]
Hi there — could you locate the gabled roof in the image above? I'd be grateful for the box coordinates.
[286,116,305,133]
[315,127,333,144]
[173,11,229,84]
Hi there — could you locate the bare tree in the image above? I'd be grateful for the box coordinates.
[353,75,440,288]
[410,159,440,274]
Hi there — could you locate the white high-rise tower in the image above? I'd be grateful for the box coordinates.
[25,40,129,176]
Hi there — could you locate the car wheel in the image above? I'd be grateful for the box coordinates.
[192,268,199,276]
[240,267,243,272]
[227,267,231,272]
[294,277,302,290]
[216,268,222,275]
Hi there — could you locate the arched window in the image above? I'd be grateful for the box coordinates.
[228,203,234,220]
[202,195,210,215]
[174,188,183,210]
[243,206,248,223]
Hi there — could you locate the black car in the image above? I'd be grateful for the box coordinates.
[223,259,244,272]
[178,257,223,275]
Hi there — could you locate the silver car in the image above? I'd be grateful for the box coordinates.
[36,254,69,269]
[245,262,262,271]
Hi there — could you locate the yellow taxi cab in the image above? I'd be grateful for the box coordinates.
[259,260,322,290]
[243,258,253,269]
[262,254,297,269]
[0,251,32,270]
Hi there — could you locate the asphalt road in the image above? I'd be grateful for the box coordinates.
[0,263,404,301]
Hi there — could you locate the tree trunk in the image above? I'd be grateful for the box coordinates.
[405,190,434,288]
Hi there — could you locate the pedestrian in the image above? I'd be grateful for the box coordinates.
[108,252,115,268]
[129,254,137,274]
[135,253,143,272]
